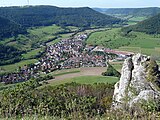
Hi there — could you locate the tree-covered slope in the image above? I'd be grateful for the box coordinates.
[0,6,122,28]
[0,17,26,39]
[122,13,160,34]
[0,44,23,65]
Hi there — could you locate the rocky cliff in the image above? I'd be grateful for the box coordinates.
[112,53,160,110]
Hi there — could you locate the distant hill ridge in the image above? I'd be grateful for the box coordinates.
[0,6,121,28]
[0,5,122,39]
[94,7,160,17]
[122,13,160,34]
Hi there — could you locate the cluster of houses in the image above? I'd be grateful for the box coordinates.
[38,33,107,73]
[0,65,39,84]
[0,33,106,83]
[0,33,134,84]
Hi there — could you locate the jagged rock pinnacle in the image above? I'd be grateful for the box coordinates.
[112,53,160,110]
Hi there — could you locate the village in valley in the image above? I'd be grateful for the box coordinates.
[1,2,160,119]
[0,31,134,84]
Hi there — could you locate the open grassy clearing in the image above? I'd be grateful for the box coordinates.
[29,25,63,35]
[126,21,137,25]
[22,48,44,59]
[0,59,38,74]
[128,16,147,22]
[47,32,73,45]
[49,75,119,86]
[87,28,130,48]
[51,70,80,77]
[44,67,107,85]
[87,28,160,57]
[110,15,147,25]
[128,16,147,25]
[40,68,81,77]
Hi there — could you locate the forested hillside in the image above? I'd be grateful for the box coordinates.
[0,44,23,65]
[0,6,122,28]
[0,17,26,39]
[0,6,122,40]
[122,13,160,34]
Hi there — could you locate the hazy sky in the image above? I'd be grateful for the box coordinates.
[0,0,160,8]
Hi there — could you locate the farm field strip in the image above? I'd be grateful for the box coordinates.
[49,75,119,86]
[47,67,108,85]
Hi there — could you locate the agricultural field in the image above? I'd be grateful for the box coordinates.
[42,67,117,86]
[39,68,81,77]
[128,16,147,22]
[47,32,73,45]
[117,47,160,58]
[126,16,147,25]
[48,75,119,86]
[108,14,148,25]
[86,28,160,58]
[22,48,44,59]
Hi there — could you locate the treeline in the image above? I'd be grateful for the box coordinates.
[0,80,114,119]
[1,79,160,119]
[1,60,160,119]
[122,13,160,34]
[102,64,121,78]
[0,44,23,65]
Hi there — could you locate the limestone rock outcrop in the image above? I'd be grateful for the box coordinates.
[112,53,160,109]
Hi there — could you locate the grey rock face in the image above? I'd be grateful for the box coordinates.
[112,53,160,109]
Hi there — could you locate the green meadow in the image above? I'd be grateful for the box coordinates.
[22,48,43,59]
[127,16,148,25]
[128,16,147,22]
[87,28,160,57]
[49,76,119,86]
